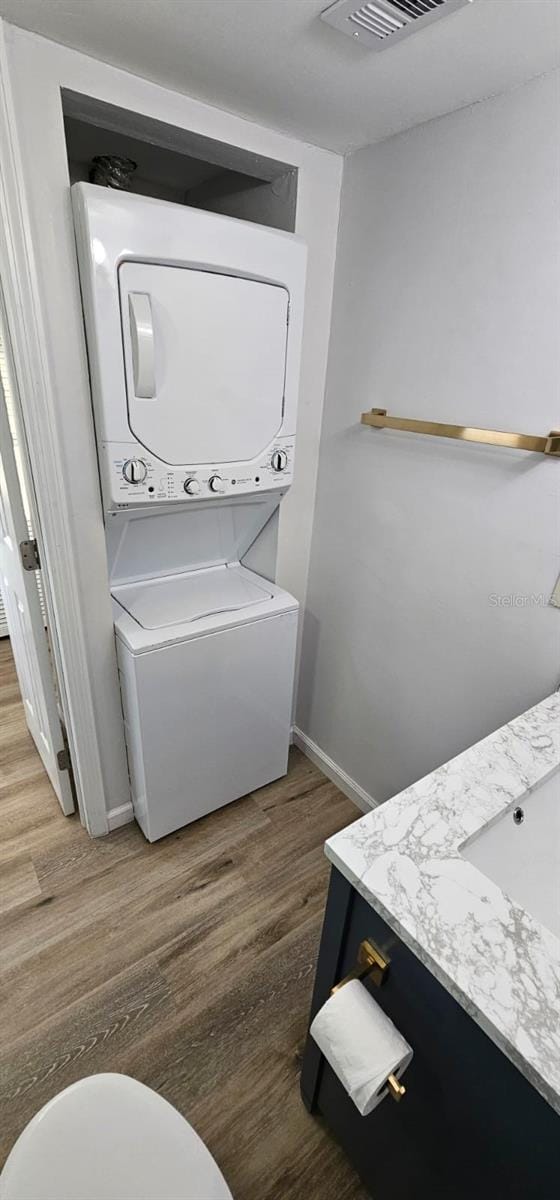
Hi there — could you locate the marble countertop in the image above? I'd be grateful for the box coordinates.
[325,693,560,1113]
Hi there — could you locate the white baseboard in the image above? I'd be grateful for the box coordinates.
[106,801,135,831]
[292,726,377,814]
[106,738,377,831]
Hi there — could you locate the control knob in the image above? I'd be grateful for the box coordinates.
[122,458,147,485]
[184,478,201,496]
[271,450,288,472]
[208,475,225,493]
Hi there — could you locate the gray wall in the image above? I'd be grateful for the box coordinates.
[298,70,560,805]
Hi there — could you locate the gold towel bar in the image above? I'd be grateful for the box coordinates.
[361,409,560,457]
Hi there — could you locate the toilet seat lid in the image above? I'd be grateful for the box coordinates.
[0,1074,233,1200]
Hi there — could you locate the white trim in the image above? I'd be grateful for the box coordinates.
[0,23,109,835]
[0,584,7,637]
[292,726,378,814]
[106,801,135,832]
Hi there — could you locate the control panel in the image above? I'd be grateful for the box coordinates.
[104,437,295,508]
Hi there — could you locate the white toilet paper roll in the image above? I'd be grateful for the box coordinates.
[310,979,413,1116]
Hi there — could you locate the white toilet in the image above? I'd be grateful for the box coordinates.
[0,1074,233,1200]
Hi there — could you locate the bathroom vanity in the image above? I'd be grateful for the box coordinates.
[301,693,560,1198]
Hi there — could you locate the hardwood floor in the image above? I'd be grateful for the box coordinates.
[0,639,368,1199]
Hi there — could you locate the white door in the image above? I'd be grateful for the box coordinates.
[0,366,74,814]
[119,263,288,465]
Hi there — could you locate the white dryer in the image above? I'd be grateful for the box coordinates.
[72,185,307,841]
[72,184,306,513]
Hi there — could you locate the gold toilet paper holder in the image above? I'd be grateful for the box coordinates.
[331,938,390,995]
[331,939,405,1103]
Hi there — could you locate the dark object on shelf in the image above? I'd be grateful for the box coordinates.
[89,155,137,190]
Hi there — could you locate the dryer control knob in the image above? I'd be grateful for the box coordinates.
[122,458,147,485]
[184,478,201,496]
[208,475,225,493]
[271,450,288,472]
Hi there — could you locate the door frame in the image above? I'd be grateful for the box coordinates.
[0,26,109,835]
[0,362,74,813]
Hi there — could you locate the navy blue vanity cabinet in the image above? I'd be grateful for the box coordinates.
[301,867,560,1199]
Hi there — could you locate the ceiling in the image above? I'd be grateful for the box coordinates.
[1,0,559,153]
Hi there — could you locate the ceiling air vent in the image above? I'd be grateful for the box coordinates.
[321,0,472,51]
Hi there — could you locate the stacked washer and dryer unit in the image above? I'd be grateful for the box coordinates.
[72,183,307,841]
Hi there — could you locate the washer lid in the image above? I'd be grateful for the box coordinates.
[112,564,273,629]
[0,1073,232,1200]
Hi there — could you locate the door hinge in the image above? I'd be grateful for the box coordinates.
[57,747,71,772]
[20,538,40,571]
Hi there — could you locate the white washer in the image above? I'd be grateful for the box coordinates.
[113,563,297,843]
[72,187,306,840]
[108,496,297,841]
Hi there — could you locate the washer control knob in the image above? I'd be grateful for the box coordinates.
[184,478,201,496]
[122,458,147,485]
[208,475,225,493]
[271,450,288,472]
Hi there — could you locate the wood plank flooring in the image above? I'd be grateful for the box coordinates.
[0,639,368,1199]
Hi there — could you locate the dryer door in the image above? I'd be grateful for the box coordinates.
[119,262,288,466]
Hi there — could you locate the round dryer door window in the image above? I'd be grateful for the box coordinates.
[119,261,288,466]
